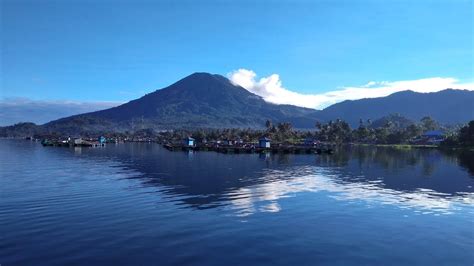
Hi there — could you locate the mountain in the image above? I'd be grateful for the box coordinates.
[43,73,320,133]
[1,72,472,136]
[318,89,474,127]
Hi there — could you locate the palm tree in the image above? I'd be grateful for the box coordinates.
[265,120,272,131]
[315,121,322,130]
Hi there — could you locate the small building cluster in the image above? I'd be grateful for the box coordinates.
[179,136,328,149]
[42,136,110,147]
[181,136,273,149]
[164,135,334,154]
[412,130,446,145]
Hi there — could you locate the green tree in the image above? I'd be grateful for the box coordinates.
[405,124,422,139]
[420,116,439,131]
[315,121,322,130]
[265,120,272,131]
[459,120,474,146]
[375,127,389,144]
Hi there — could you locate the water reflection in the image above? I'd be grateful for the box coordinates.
[72,144,473,216]
[225,167,473,216]
[442,149,474,176]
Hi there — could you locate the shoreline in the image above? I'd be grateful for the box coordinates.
[351,143,474,152]
[3,138,473,152]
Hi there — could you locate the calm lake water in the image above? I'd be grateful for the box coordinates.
[1,140,473,265]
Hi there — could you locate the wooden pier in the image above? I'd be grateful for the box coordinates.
[41,140,106,148]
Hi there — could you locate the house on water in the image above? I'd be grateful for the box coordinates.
[184,137,195,147]
[259,137,271,148]
[422,130,445,145]
[223,139,234,146]
[304,137,319,146]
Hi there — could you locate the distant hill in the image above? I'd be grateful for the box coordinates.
[43,73,320,133]
[370,114,415,129]
[0,99,119,126]
[318,89,474,127]
[0,122,41,137]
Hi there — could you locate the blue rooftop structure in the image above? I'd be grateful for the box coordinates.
[421,130,445,145]
[98,136,106,144]
[184,137,195,147]
[423,130,444,138]
[259,137,271,148]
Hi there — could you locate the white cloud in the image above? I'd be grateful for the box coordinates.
[228,69,474,109]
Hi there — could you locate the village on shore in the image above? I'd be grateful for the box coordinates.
[38,133,338,154]
[25,117,474,154]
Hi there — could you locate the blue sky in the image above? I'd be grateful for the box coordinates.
[1,0,473,107]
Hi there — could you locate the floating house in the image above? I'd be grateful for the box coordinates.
[223,139,234,146]
[422,130,445,145]
[422,130,444,138]
[183,137,195,147]
[98,136,106,144]
[304,137,319,146]
[259,137,271,148]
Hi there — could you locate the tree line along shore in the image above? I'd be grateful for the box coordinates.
[3,115,472,151]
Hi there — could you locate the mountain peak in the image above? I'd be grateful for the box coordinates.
[319,88,474,127]
[164,72,234,92]
[182,72,228,82]
[187,72,219,78]
[391,90,416,95]
[390,89,464,97]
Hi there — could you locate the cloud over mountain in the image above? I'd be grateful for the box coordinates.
[228,68,474,109]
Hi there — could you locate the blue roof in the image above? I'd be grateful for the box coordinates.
[259,137,271,141]
[185,137,195,141]
[423,130,444,136]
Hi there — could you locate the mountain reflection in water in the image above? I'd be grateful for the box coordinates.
[76,144,473,216]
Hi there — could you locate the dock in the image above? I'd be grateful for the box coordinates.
[41,140,106,148]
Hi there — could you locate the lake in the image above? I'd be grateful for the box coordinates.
[1,140,473,265]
